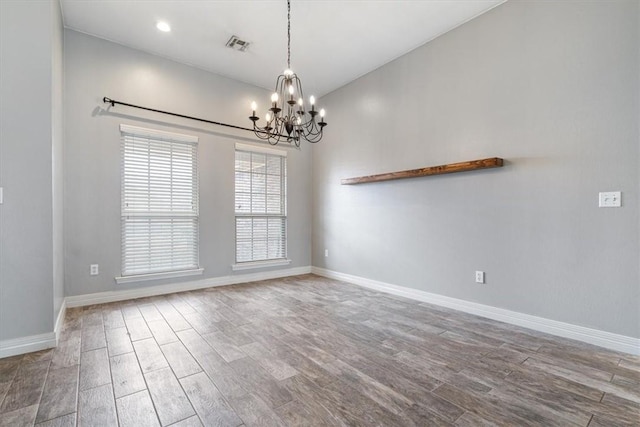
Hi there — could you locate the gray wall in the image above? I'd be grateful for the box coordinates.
[52,0,65,325]
[313,0,639,338]
[64,31,312,297]
[0,0,61,341]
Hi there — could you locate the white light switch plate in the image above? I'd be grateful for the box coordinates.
[0,187,3,204]
[599,191,621,208]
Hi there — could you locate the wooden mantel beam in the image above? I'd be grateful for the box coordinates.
[341,157,504,185]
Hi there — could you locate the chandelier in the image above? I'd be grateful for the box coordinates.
[249,0,327,146]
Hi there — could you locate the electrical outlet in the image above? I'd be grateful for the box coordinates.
[599,191,621,208]
[324,249,329,257]
[475,271,485,284]
[90,264,99,276]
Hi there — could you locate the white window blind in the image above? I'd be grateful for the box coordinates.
[235,144,287,263]
[120,125,199,277]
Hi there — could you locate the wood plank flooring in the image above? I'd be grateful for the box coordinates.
[1,274,638,426]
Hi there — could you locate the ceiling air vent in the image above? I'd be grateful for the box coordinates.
[226,36,250,52]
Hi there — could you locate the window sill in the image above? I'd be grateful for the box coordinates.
[115,268,204,284]
[231,259,291,271]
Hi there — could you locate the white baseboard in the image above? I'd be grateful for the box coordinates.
[54,299,67,343]
[311,267,640,356]
[0,300,68,358]
[66,266,312,308]
[0,333,57,359]
[8,265,634,357]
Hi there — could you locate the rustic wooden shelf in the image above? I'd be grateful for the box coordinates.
[341,157,504,185]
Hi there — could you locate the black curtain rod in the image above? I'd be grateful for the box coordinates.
[102,97,290,139]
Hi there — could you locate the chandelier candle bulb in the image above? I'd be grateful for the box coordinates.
[251,101,257,114]
[288,85,295,103]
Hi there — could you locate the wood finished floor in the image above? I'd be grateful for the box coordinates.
[0,274,639,427]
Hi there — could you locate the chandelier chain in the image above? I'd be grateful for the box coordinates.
[287,0,291,69]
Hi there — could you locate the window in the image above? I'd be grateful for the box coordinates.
[234,143,287,266]
[119,124,201,282]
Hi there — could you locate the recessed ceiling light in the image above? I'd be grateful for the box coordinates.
[156,21,171,32]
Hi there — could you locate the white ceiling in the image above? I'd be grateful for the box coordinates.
[61,0,506,97]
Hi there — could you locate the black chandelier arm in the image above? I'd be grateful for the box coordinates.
[251,120,300,147]
[302,131,322,143]
[271,73,304,109]
[300,117,326,134]
[289,74,304,100]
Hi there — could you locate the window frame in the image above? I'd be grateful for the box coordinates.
[116,124,203,284]
[232,143,290,270]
